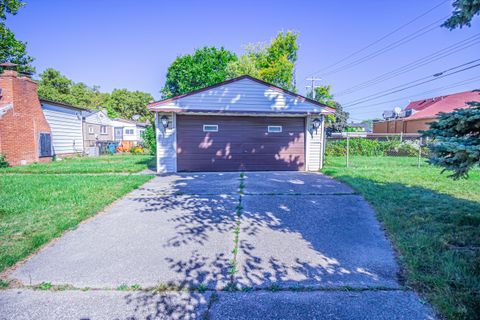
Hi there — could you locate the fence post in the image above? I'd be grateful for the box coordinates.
[346,131,349,167]
[400,131,403,142]
[417,140,421,168]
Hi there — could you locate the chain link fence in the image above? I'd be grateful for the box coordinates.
[325,132,430,168]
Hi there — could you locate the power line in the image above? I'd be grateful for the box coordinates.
[343,60,480,108]
[318,16,448,77]
[346,75,480,115]
[305,77,322,99]
[344,59,480,107]
[307,0,449,76]
[334,34,480,96]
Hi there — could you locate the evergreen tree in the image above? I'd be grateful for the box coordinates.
[422,102,480,179]
[443,0,480,29]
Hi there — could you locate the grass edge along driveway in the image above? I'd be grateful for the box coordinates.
[322,156,480,320]
[0,154,155,174]
[0,174,153,275]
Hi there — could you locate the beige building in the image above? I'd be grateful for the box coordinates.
[82,110,114,148]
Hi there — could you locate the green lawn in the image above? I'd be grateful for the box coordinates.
[0,154,155,174]
[0,174,152,273]
[322,156,480,319]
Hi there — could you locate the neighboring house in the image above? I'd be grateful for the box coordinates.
[0,68,53,166]
[82,110,115,148]
[148,75,334,173]
[373,90,480,134]
[40,99,86,156]
[110,118,147,146]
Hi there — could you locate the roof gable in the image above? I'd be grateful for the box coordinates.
[148,75,334,115]
[84,110,113,125]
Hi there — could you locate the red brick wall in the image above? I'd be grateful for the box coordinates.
[0,70,52,166]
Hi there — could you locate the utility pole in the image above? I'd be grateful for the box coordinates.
[305,77,322,99]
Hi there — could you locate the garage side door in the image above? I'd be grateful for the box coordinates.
[177,115,305,172]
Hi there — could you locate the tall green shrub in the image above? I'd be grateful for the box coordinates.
[141,126,156,156]
[0,153,9,167]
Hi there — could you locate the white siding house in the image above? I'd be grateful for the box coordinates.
[110,119,146,144]
[40,99,84,156]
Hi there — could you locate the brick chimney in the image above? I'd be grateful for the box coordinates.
[0,64,52,166]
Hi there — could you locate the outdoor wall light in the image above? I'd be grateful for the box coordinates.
[312,118,321,130]
[160,115,169,129]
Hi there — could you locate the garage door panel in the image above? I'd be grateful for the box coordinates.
[177,115,305,172]
[178,148,306,157]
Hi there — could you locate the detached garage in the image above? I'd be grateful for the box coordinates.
[148,75,334,173]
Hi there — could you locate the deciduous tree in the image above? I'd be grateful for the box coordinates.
[37,68,108,110]
[0,0,34,73]
[307,85,349,132]
[227,31,299,91]
[38,68,153,121]
[161,46,237,98]
[104,89,153,121]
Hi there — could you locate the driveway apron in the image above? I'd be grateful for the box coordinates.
[9,173,241,289]
[236,172,399,289]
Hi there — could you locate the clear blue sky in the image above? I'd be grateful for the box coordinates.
[7,0,479,120]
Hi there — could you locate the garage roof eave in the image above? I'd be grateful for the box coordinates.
[147,75,336,114]
[148,107,334,115]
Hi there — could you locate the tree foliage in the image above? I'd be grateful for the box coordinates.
[104,89,153,121]
[422,102,480,179]
[227,31,299,91]
[443,0,480,29]
[38,68,108,109]
[0,0,33,73]
[330,101,349,132]
[161,46,237,98]
[38,68,153,121]
[307,85,349,132]
[0,0,24,21]
[307,84,335,106]
[0,24,34,72]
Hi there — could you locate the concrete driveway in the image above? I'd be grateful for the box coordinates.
[1,172,435,319]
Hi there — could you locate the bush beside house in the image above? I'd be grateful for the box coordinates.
[326,138,427,157]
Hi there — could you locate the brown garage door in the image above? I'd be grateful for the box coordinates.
[177,115,305,172]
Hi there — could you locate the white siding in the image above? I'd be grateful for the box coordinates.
[156,112,176,173]
[150,78,329,114]
[305,116,325,171]
[121,125,137,141]
[83,111,113,126]
[42,103,83,155]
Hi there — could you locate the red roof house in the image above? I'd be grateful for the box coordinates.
[373,89,480,134]
[404,90,480,120]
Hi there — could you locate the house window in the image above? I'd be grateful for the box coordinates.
[125,129,134,135]
[88,126,94,134]
[100,125,107,134]
[268,125,282,133]
[139,130,145,137]
[203,124,218,132]
[39,133,52,157]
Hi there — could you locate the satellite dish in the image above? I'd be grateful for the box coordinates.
[394,107,402,114]
[132,114,140,121]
